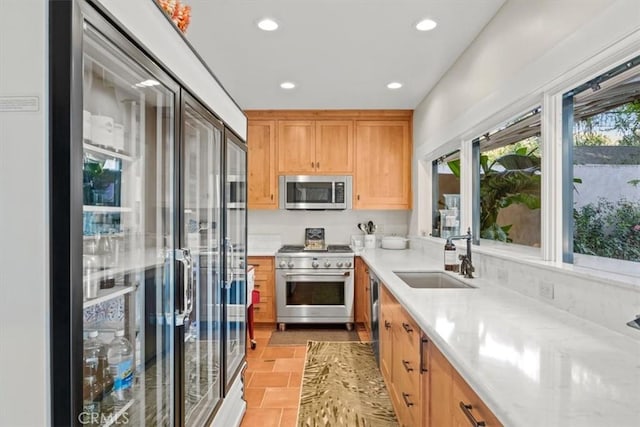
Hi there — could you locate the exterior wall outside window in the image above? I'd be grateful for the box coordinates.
[563,58,640,275]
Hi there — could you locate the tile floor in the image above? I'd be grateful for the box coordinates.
[240,325,371,427]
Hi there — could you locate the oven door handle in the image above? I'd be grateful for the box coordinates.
[284,272,351,277]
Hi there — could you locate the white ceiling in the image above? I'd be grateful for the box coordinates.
[185,0,506,110]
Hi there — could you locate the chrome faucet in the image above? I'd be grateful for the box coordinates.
[446,228,474,278]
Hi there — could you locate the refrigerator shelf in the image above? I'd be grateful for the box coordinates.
[83,284,136,309]
[84,141,135,162]
[84,205,133,213]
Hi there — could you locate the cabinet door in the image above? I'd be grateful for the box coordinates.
[248,120,277,209]
[452,369,503,427]
[248,257,275,323]
[354,121,411,209]
[315,120,354,173]
[354,257,366,323]
[277,120,316,174]
[429,344,453,427]
[379,286,395,383]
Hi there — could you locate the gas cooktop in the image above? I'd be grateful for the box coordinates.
[278,244,353,254]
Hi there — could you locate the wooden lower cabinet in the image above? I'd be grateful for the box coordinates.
[429,344,503,427]
[248,256,275,323]
[429,342,454,426]
[354,257,370,329]
[379,286,394,383]
[380,284,423,427]
[380,284,502,427]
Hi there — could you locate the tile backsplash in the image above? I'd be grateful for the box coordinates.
[410,237,640,340]
[248,210,410,244]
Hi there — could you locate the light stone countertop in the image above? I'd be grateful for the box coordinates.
[360,248,640,427]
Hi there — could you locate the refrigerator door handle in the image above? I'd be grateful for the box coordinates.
[175,248,193,326]
[225,238,234,289]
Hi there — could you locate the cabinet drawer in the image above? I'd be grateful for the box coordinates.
[393,355,421,427]
[395,308,420,355]
[254,270,273,281]
[253,296,274,322]
[248,257,274,270]
[253,279,272,297]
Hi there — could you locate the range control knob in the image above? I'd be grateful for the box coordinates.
[288,261,295,268]
[324,261,332,267]
[336,261,344,268]
[279,261,287,268]
[312,261,319,268]
[345,261,352,268]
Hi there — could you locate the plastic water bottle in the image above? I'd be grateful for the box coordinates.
[84,330,114,416]
[107,330,134,409]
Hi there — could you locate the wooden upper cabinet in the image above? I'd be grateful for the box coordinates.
[277,120,316,174]
[277,120,354,175]
[354,120,411,209]
[315,120,354,174]
[247,120,277,209]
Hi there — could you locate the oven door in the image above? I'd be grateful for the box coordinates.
[276,269,354,323]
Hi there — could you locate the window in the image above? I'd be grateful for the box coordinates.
[473,108,542,247]
[563,56,640,274]
[432,150,461,238]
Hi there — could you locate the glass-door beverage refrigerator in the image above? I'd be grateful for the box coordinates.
[49,2,247,426]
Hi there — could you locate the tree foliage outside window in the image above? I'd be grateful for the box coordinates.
[572,96,640,264]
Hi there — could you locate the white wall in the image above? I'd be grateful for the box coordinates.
[0,0,49,426]
[411,0,640,233]
[249,210,410,245]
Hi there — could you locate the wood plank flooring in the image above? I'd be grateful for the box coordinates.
[240,325,371,427]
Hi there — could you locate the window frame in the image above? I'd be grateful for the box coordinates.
[560,56,640,275]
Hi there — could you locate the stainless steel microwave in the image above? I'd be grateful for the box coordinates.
[279,175,352,210]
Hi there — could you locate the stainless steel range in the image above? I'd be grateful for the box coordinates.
[275,230,355,330]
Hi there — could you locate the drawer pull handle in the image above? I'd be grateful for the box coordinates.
[420,337,428,373]
[401,392,414,407]
[384,320,391,330]
[459,402,486,427]
[402,322,413,333]
[402,359,413,372]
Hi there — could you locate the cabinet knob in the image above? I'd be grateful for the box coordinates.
[270,194,273,200]
[311,162,314,168]
[402,359,414,372]
[402,322,413,333]
[401,393,414,408]
[316,162,320,168]
[384,320,391,330]
[357,195,360,200]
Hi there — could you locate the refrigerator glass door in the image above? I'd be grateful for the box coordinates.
[81,23,176,426]
[224,135,247,390]
[182,101,224,425]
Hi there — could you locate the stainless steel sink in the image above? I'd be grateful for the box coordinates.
[392,271,475,289]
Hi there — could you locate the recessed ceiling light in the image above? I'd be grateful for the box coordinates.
[416,19,437,31]
[257,18,279,31]
[280,82,296,89]
[387,82,402,90]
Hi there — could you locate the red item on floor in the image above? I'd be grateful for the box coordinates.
[247,289,260,350]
